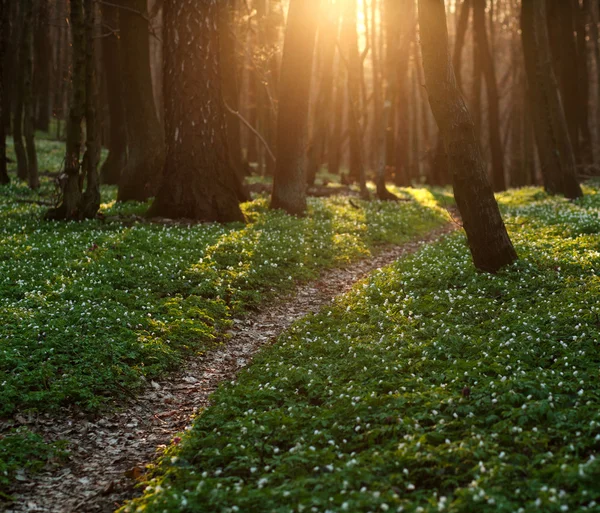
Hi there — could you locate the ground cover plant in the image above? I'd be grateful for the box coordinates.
[123,185,600,513]
[0,143,448,491]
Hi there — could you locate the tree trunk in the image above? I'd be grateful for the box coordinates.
[22,0,38,189]
[328,70,345,177]
[452,0,471,94]
[270,0,319,215]
[116,0,165,202]
[307,3,339,186]
[147,0,243,222]
[521,0,583,199]
[99,1,127,185]
[45,0,86,220]
[0,0,9,184]
[575,1,593,167]
[13,3,28,181]
[79,0,100,219]
[418,0,517,273]
[341,0,369,198]
[34,0,51,132]
[473,0,506,191]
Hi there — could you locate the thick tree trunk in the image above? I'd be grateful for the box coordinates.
[34,0,51,132]
[45,0,86,220]
[418,0,517,273]
[521,0,583,199]
[473,0,505,191]
[270,0,319,215]
[22,0,38,189]
[148,0,243,222]
[116,0,165,202]
[0,0,9,184]
[99,1,127,185]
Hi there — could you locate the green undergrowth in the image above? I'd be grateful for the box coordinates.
[123,185,600,513]
[0,172,447,417]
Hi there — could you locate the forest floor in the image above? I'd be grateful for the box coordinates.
[0,143,453,511]
[119,185,600,513]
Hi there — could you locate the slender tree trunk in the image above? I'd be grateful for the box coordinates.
[452,0,471,93]
[546,0,581,162]
[307,3,339,186]
[0,0,9,184]
[116,0,165,202]
[521,0,583,199]
[79,0,100,219]
[45,0,86,220]
[576,2,593,167]
[473,0,506,191]
[99,1,127,185]
[270,0,319,215]
[22,0,38,189]
[34,0,51,132]
[148,0,243,222]
[13,4,28,181]
[418,0,517,273]
[328,69,345,177]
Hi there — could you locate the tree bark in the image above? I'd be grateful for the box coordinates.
[99,1,127,185]
[79,0,100,219]
[116,0,165,202]
[13,3,28,181]
[307,3,339,186]
[22,0,38,189]
[270,0,319,215]
[521,0,583,199]
[45,0,86,220]
[473,0,506,191]
[0,0,10,184]
[418,0,517,273]
[34,0,51,132]
[147,0,244,222]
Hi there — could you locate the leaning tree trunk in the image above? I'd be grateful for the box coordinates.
[147,0,243,222]
[116,0,165,202]
[418,0,517,273]
[473,0,505,191]
[0,0,9,184]
[99,1,127,185]
[22,0,38,190]
[45,0,85,220]
[270,0,320,215]
[521,0,583,199]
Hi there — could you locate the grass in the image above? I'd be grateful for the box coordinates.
[121,185,600,513]
[0,137,449,494]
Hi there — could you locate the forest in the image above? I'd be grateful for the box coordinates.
[1,0,600,511]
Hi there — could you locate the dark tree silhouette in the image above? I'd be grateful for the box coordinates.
[0,0,9,185]
[521,0,583,199]
[148,0,244,222]
[418,0,517,273]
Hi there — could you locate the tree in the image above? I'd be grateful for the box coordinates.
[521,0,583,199]
[12,3,27,182]
[0,0,9,185]
[147,0,244,222]
[22,0,38,189]
[473,0,505,191]
[270,0,320,215]
[45,0,100,220]
[116,0,165,203]
[418,0,517,273]
[99,1,127,185]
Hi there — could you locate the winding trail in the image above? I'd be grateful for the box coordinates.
[7,223,457,513]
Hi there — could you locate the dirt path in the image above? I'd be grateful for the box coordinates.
[6,223,457,513]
